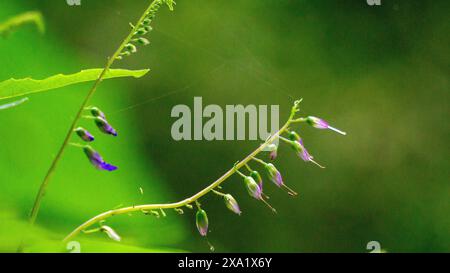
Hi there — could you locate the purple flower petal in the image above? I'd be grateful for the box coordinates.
[95,117,118,137]
[83,146,118,171]
[100,162,118,171]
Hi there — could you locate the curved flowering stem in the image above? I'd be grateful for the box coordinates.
[28,0,169,226]
[63,100,305,243]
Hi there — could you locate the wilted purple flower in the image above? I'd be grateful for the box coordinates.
[306,116,346,135]
[196,209,209,236]
[224,194,241,215]
[290,139,325,168]
[250,170,263,191]
[94,117,118,136]
[244,176,263,200]
[292,139,311,162]
[83,145,118,171]
[264,163,284,187]
[75,127,94,142]
[100,225,121,242]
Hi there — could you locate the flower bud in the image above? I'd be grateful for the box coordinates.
[223,194,241,215]
[136,37,150,46]
[196,209,209,237]
[264,163,298,196]
[288,131,301,142]
[100,225,121,242]
[94,117,118,136]
[266,143,278,160]
[250,170,263,191]
[90,107,106,119]
[143,25,153,32]
[125,43,137,53]
[306,116,346,135]
[83,145,118,171]
[264,163,283,187]
[75,127,94,142]
[244,176,262,200]
[135,28,148,35]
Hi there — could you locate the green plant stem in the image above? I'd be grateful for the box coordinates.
[63,107,301,243]
[28,1,159,227]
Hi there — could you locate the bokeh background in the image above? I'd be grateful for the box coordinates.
[0,0,448,252]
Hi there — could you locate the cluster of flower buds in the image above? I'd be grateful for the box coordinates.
[279,131,325,168]
[188,103,347,247]
[116,0,175,60]
[71,106,118,171]
[263,115,345,168]
[77,101,346,251]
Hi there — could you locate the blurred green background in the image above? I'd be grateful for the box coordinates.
[0,0,448,252]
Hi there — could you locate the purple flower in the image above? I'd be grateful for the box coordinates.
[291,139,325,169]
[306,116,346,135]
[264,162,298,196]
[83,145,118,171]
[196,209,209,237]
[95,117,118,136]
[244,176,263,200]
[295,139,312,162]
[75,127,95,142]
[264,163,284,187]
[224,194,241,215]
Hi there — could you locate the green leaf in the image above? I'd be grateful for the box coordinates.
[0,210,188,253]
[0,68,150,100]
[0,11,45,36]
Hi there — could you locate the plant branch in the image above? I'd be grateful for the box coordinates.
[63,101,303,243]
[28,1,161,226]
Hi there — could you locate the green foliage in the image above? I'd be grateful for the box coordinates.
[0,11,44,36]
[0,211,186,253]
[0,69,150,100]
